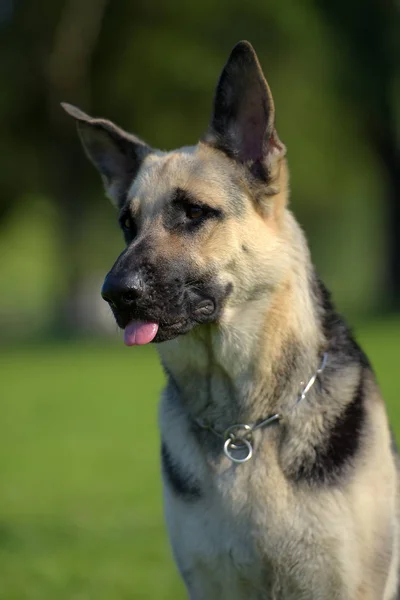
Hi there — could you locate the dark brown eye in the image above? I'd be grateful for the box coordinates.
[186,205,205,220]
[119,213,137,241]
[120,213,133,231]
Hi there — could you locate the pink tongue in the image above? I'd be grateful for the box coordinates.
[124,321,159,346]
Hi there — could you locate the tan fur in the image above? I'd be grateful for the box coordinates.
[64,41,400,600]
[113,141,400,598]
[155,149,399,597]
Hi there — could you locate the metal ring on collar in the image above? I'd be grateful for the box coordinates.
[223,437,253,463]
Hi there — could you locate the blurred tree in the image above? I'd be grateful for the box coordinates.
[0,0,398,339]
[317,0,400,308]
[46,0,109,333]
[0,0,109,334]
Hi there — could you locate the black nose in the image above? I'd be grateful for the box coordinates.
[101,272,144,310]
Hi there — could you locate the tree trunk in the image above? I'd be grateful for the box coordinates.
[45,0,108,336]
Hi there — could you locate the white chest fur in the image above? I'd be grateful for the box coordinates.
[159,393,362,600]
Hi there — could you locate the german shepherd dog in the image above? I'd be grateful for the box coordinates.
[62,41,399,599]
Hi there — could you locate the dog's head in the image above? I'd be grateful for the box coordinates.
[63,41,288,345]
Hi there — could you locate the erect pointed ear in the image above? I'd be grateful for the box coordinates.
[61,103,151,207]
[203,41,285,183]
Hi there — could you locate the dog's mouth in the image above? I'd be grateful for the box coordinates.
[104,277,231,346]
[119,301,216,346]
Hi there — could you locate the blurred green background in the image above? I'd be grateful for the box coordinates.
[0,0,399,598]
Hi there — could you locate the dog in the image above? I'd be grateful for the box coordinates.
[62,41,400,599]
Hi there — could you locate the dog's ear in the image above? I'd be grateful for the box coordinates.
[203,41,285,183]
[61,103,151,207]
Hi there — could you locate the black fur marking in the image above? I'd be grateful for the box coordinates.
[294,371,366,484]
[312,274,371,370]
[161,442,202,501]
[287,272,373,485]
[163,188,224,233]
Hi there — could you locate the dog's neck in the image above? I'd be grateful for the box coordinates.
[158,215,325,428]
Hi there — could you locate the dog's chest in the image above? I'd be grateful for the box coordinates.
[161,419,315,597]
[163,450,349,600]
[159,393,354,599]
[163,463,280,599]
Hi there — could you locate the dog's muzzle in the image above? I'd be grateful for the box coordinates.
[100,260,230,344]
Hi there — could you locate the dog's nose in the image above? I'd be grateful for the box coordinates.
[101,272,144,309]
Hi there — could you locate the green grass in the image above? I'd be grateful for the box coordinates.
[1,320,400,599]
[0,342,184,600]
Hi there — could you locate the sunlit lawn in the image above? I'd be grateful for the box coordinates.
[1,319,399,599]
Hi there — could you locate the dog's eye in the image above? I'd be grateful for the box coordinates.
[119,214,137,241]
[186,205,205,220]
[122,216,132,230]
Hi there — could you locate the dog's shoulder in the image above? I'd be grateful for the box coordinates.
[281,273,396,489]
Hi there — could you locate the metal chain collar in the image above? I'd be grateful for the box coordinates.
[195,352,328,464]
